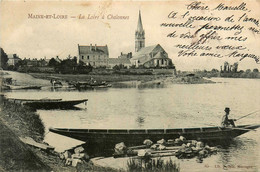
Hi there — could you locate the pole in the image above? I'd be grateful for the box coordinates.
[236,110,260,121]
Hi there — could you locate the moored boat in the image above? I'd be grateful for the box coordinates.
[7,98,88,109]
[49,124,260,147]
[8,85,42,90]
[72,81,111,89]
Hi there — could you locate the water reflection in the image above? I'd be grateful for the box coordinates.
[112,81,167,89]
[217,137,258,169]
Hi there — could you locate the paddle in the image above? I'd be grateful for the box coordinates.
[236,110,260,121]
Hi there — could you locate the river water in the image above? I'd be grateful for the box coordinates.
[4,71,260,172]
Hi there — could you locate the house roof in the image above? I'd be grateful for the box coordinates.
[78,45,109,55]
[7,54,20,59]
[108,58,131,64]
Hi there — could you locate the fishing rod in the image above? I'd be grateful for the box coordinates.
[236,110,260,121]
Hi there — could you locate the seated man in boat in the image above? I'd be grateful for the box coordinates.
[221,107,236,127]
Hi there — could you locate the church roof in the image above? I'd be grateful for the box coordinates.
[132,44,159,60]
[137,10,144,32]
[78,45,109,55]
[131,44,170,64]
[153,51,166,59]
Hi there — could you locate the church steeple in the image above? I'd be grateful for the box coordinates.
[137,11,144,32]
[135,10,145,52]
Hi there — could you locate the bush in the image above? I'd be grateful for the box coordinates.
[113,64,127,71]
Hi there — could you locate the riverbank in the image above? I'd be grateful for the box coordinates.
[30,73,170,83]
[0,97,122,171]
[29,72,215,86]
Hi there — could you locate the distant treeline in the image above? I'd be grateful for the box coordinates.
[189,68,260,79]
[11,56,93,74]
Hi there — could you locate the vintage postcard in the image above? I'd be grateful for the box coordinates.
[0,0,259,171]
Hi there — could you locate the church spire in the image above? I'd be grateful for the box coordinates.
[137,10,144,32]
[135,10,145,52]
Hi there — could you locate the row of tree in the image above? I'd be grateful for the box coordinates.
[193,68,259,78]
[17,56,93,74]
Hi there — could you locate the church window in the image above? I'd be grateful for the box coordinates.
[81,56,84,60]
[161,59,164,65]
[87,56,89,60]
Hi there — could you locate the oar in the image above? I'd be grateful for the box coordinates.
[236,110,260,121]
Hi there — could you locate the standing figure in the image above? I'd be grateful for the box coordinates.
[221,107,236,127]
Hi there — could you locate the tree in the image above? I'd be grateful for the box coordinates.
[224,61,229,72]
[168,60,176,69]
[233,62,238,72]
[253,68,259,73]
[0,47,8,69]
[48,58,60,67]
[245,69,251,73]
[113,64,126,70]
[58,58,77,74]
[211,68,219,73]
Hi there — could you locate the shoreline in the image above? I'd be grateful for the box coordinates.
[29,72,215,86]
[0,96,121,171]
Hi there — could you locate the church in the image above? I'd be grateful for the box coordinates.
[130,11,173,68]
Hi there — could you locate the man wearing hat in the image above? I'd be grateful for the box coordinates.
[221,107,236,127]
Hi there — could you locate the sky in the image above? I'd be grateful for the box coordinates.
[1,1,260,71]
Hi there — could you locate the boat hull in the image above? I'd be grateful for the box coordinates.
[49,124,260,147]
[7,98,88,109]
[22,99,88,109]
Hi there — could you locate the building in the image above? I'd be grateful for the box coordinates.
[131,44,172,68]
[78,44,109,67]
[118,52,132,59]
[131,11,173,68]
[7,54,21,66]
[108,58,131,69]
[135,10,145,52]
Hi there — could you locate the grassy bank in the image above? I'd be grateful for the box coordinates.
[0,96,50,171]
[0,97,45,141]
[0,119,51,171]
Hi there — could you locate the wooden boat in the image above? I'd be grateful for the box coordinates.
[7,98,88,109]
[8,85,42,90]
[49,124,260,146]
[73,81,111,89]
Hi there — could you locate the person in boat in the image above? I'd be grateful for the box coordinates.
[90,77,96,84]
[50,79,56,87]
[221,107,236,127]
